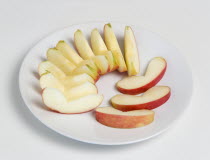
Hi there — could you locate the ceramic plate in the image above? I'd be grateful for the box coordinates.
[19,22,193,145]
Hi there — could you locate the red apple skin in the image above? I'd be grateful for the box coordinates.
[94,75,100,82]
[117,64,167,95]
[112,91,171,111]
[95,111,154,128]
[109,65,119,72]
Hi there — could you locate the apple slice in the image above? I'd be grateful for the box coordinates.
[42,88,103,114]
[74,29,95,60]
[90,29,118,71]
[91,28,108,55]
[92,55,109,74]
[124,26,140,76]
[40,73,97,100]
[72,65,99,82]
[95,107,154,128]
[47,48,76,75]
[64,82,97,101]
[63,73,94,88]
[104,23,127,72]
[40,72,64,91]
[78,59,100,74]
[38,61,66,80]
[40,72,94,90]
[117,57,167,94]
[111,86,171,111]
[56,40,83,65]
[104,51,118,72]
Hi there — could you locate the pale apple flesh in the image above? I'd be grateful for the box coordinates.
[63,73,95,88]
[72,65,100,82]
[40,72,98,102]
[42,88,103,114]
[111,86,171,111]
[91,28,108,55]
[104,23,127,72]
[38,61,66,80]
[90,28,118,71]
[55,40,83,65]
[77,59,100,74]
[103,51,118,72]
[117,57,167,94]
[74,29,95,60]
[124,26,140,76]
[93,55,109,74]
[95,107,154,128]
[40,72,64,92]
[64,82,97,101]
[40,72,94,91]
[47,48,76,75]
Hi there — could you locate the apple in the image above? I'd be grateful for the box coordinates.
[55,40,83,65]
[72,65,99,82]
[40,72,64,92]
[64,82,97,101]
[95,107,154,128]
[124,26,140,76]
[117,57,167,94]
[47,48,76,75]
[91,28,108,55]
[38,61,66,80]
[93,55,109,74]
[42,88,103,114]
[74,29,95,60]
[40,72,94,91]
[111,86,171,111]
[90,28,118,71]
[78,59,100,74]
[104,23,127,72]
[64,73,95,88]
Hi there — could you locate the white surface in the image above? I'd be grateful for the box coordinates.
[19,22,193,145]
[0,0,209,159]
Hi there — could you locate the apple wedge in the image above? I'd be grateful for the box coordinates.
[111,86,171,111]
[124,26,140,76]
[64,82,97,101]
[42,88,103,114]
[38,61,66,80]
[40,73,97,100]
[74,29,95,60]
[72,65,99,82]
[56,40,83,65]
[40,72,94,90]
[104,23,127,72]
[92,55,109,74]
[47,48,76,75]
[90,29,118,71]
[91,28,108,55]
[95,107,154,128]
[78,59,100,74]
[40,72,64,92]
[63,73,94,88]
[117,57,167,94]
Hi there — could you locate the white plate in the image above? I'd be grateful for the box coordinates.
[19,22,193,145]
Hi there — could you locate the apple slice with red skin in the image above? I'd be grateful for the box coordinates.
[111,86,171,111]
[117,57,167,95]
[42,88,103,114]
[95,107,154,128]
